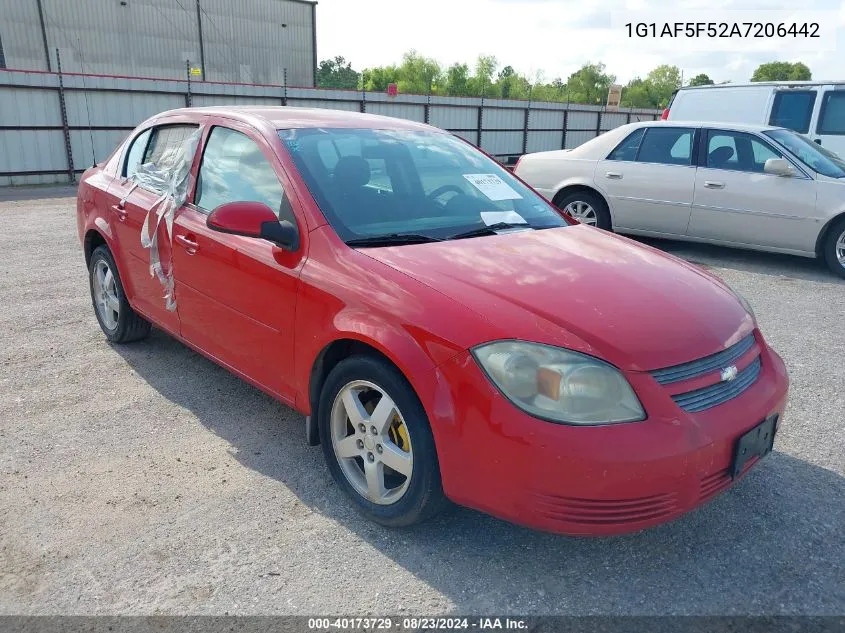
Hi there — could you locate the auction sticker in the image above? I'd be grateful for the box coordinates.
[463,173,522,201]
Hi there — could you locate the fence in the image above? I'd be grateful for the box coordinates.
[0,67,661,186]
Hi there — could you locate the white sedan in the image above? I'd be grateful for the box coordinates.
[514,120,845,278]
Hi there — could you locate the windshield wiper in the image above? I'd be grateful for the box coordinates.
[345,233,444,247]
[447,222,532,241]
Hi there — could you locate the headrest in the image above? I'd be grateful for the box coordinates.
[333,156,371,189]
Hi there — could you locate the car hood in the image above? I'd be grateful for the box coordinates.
[360,226,753,371]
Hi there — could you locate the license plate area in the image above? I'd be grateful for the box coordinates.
[730,415,777,479]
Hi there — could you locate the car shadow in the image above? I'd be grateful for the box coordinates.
[0,184,78,202]
[630,236,844,285]
[112,330,845,615]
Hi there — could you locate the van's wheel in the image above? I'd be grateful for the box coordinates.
[89,245,151,343]
[318,355,447,527]
[822,217,845,279]
[555,190,611,230]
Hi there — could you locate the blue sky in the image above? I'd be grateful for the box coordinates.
[316,0,844,84]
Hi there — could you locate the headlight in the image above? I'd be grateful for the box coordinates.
[472,341,645,425]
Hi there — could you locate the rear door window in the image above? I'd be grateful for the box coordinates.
[143,125,199,171]
[607,128,646,161]
[769,91,816,134]
[635,127,695,166]
[123,128,152,178]
[817,92,845,135]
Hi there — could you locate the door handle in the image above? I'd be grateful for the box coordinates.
[174,234,199,254]
[605,171,623,179]
[110,204,127,221]
[814,139,822,145]
[704,181,725,189]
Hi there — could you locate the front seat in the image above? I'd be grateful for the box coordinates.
[708,146,735,170]
[331,156,378,223]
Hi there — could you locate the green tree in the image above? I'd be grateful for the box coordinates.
[620,77,655,108]
[688,73,715,87]
[395,50,442,94]
[316,56,360,89]
[751,61,812,81]
[565,62,615,105]
[444,63,471,96]
[646,64,682,107]
[470,54,498,97]
[362,65,399,91]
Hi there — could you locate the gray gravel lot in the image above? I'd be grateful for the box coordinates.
[1,187,843,616]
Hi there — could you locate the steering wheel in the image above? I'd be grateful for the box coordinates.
[427,184,465,202]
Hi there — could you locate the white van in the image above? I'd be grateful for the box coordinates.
[664,82,845,156]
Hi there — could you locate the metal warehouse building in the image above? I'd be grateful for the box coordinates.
[0,0,317,86]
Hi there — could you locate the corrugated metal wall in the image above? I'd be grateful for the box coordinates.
[0,0,316,85]
[0,69,660,186]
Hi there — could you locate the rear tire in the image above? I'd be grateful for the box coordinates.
[822,217,845,279]
[89,245,151,343]
[318,355,447,527]
[554,190,612,230]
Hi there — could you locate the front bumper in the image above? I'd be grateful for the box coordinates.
[427,334,789,536]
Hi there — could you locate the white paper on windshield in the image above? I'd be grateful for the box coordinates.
[463,173,522,201]
[480,211,528,226]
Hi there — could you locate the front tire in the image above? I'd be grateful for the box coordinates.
[318,355,447,527]
[822,217,845,279]
[89,245,151,343]
[554,190,611,230]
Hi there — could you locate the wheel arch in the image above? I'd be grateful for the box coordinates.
[305,336,430,447]
[84,228,108,265]
[551,183,613,230]
[83,226,137,302]
[814,211,845,258]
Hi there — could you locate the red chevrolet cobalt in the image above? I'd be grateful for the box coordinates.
[77,107,789,535]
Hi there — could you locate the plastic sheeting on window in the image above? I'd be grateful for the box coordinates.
[125,126,204,311]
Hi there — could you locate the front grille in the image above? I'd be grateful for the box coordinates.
[533,492,678,526]
[671,357,761,413]
[651,334,756,385]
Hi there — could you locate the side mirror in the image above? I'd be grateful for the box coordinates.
[207,201,299,251]
[764,158,795,177]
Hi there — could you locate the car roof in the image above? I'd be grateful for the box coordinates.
[633,120,781,133]
[678,81,845,90]
[153,106,435,132]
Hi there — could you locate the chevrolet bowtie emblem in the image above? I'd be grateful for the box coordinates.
[720,365,739,382]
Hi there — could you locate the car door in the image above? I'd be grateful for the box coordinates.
[595,126,698,235]
[688,129,819,252]
[171,122,306,403]
[107,123,200,335]
[814,88,845,156]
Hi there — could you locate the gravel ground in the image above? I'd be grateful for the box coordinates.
[1,187,843,616]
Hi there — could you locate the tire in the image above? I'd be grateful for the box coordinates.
[318,355,447,527]
[554,190,611,230]
[822,217,845,279]
[88,245,151,343]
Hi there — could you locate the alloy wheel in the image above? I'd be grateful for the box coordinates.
[330,380,413,505]
[836,229,845,267]
[93,259,120,330]
[563,200,598,225]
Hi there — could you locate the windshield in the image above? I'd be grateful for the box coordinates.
[278,128,567,243]
[764,129,845,178]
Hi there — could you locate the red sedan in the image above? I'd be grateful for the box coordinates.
[77,107,789,535]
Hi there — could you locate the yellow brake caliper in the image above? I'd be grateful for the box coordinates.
[388,414,410,453]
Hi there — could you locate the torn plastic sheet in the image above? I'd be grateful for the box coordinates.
[128,126,203,311]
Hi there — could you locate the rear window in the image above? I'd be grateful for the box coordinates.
[607,128,645,161]
[635,127,695,166]
[769,91,816,134]
[144,125,199,171]
[817,92,845,135]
